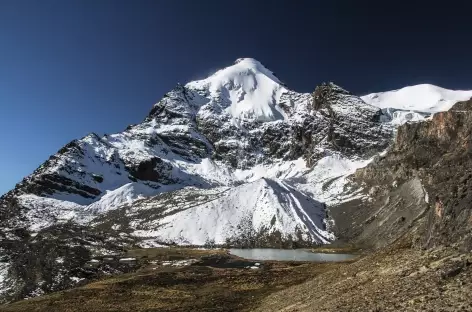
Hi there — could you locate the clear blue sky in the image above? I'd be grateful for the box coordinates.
[1,0,472,195]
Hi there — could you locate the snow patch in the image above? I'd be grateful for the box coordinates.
[70,276,85,283]
[17,194,86,232]
[158,259,197,267]
[234,158,307,182]
[292,154,377,205]
[380,108,431,125]
[86,182,161,213]
[0,263,10,296]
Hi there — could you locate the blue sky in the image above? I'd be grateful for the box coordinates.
[1,0,472,195]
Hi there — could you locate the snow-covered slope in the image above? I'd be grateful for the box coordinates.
[362,84,472,125]
[107,178,334,247]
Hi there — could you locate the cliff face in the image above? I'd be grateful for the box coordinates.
[332,98,472,250]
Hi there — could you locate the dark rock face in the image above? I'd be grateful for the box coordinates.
[146,84,201,123]
[312,82,350,111]
[18,174,101,198]
[194,82,392,169]
[333,98,472,250]
[158,131,210,159]
[307,82,392,164]
[125,157,173,183]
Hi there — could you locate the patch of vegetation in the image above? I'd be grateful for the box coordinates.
[309,243,364,254]
[125,247,227,261]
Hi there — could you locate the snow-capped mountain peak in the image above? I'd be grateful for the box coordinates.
[186,58,288,122]
[0,58,402,300]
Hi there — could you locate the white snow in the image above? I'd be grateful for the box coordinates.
[173,157,236,186]
[187,58,288,123]
[291,154,377,205]
[24,287,44,299]
[234,158,307,182]
[0,263,9,296]
[380,108,431,126]
[423,187,430,204]
[132,178,334,245]
[70,276,85,283]
[362,84,472,121]
[17,194,86,232]
[158,259,197,267]
[86,182,161,213]
[137,240,169,248]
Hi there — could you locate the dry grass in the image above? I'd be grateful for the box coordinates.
[0,248,347,312]
[308,243,363,254]
[255,246,472,312]
[124,247,227,261]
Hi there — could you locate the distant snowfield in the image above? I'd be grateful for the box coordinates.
[362,84,472,125]
[115,153,374,246]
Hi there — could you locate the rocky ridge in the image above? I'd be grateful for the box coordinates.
[331,98,472,251]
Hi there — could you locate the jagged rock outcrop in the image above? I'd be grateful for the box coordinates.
[308,82,391,163]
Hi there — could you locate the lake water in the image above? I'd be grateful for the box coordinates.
[229,248,357,262]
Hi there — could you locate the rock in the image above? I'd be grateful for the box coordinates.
[333,99,472,250]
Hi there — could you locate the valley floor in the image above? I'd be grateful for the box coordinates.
[1,246,471,312]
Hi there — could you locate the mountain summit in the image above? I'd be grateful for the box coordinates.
[186,58,287,123]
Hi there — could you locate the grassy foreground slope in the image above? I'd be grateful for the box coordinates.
[0,248,348,312]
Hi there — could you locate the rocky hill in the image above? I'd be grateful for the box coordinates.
[332,98,472,251]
